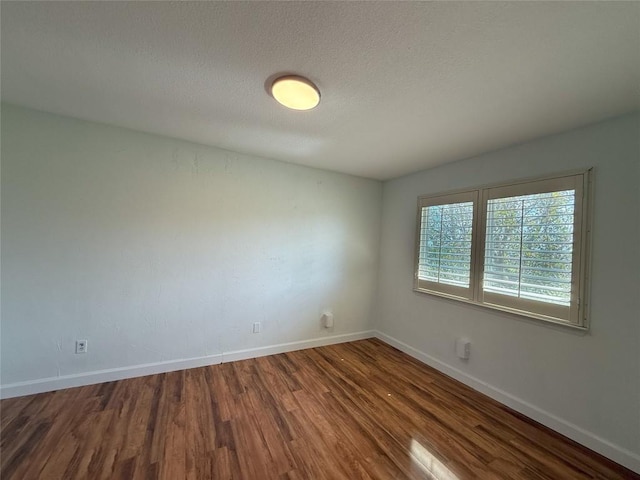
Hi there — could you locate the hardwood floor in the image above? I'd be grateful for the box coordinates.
[1,338,637,479]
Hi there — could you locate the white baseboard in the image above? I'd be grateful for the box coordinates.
[222,330,375,363]
[0,353,224,399]
[374,330,640,474]
[0,330,375,400]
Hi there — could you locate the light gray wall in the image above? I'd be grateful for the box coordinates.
[2,103,639,469]
[1,104,382,385]
[376,113,640,462]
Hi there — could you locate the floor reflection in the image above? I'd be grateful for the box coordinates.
[410,439,460,480]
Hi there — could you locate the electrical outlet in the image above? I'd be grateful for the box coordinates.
[253,322,261,333]
[76,340,88,354]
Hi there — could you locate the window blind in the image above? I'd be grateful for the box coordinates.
[418,201,474,288]
[483,190,575,306]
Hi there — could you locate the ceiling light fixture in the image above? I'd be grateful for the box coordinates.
[271,75,320,111]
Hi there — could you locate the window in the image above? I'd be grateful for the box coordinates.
[414,170,592,329]
[416,191,478,300]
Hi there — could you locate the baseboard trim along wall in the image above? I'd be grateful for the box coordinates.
[374,330,640,474]
[3,328,637,472]
[0,330,375,400]
[219,330,375,363]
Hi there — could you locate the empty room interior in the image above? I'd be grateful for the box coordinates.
[1,2,639,479]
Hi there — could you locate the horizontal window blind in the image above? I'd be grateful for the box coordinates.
[483,190,575,306]
[418,202,474,288]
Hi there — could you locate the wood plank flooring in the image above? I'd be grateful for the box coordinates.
[1,338,637,479]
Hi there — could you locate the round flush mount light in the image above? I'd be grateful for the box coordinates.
[271,75,320,111]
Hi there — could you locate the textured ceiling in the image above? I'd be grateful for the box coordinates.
[2,2,639,180]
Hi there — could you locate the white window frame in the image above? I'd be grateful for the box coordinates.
[414,169,593,330]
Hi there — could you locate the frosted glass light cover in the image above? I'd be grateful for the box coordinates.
[271,76,320,110]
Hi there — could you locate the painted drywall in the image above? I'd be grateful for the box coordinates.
[376,113,640,469]
[3,103,639,471]
[1,104,381,388]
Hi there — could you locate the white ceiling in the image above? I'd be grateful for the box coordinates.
[2,2,638,180]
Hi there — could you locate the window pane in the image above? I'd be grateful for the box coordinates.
[483,190,575,306]
[418,202,473,287]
